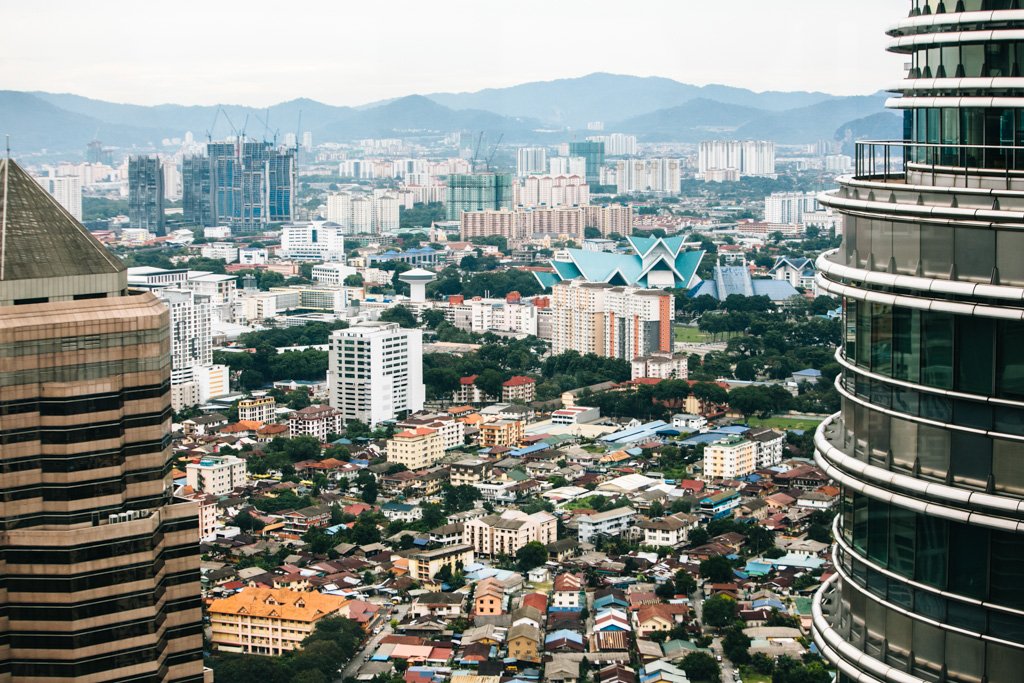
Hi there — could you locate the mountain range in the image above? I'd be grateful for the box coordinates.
[0,73,900,155]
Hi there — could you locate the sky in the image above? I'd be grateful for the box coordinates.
[1,0,904,107]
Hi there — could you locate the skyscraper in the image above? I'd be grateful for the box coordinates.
[812,4,1024,682]
[445,172,513,220]
[328,322,425,427]
[129,155,166,234]
[516,147,548,177]
[201,141,296,234]
[568,140,605,183]
[0,158,204,681]
[181,154,213,228]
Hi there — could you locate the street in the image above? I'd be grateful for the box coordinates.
[338,602,410,681]
[693,592,737,683]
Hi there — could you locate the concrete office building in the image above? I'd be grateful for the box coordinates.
[764,191,819,225]
[186,455,247,496]
[568,141,605,183]
[36,174,82,221]
[278,221,346,261]
[0,158,205,681]
[328,322,425,427]
[129,155,166,234]
[181,154,213,227]
[811,5,1024,682]
[155,288,213,411]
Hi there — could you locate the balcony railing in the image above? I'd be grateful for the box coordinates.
[854,139,1024,185]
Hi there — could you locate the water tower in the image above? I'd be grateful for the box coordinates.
[398,268,437,303]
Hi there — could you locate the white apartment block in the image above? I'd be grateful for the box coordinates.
[238,248,268,265]
[549,156,587,177]
[155,288,213,411]
[36,175,83,220]
[615,159,681,195]
[311,263,359,286]
[186,455,247,496]
[326,192,399,234]
[462,510,558,557]
[747,427,786,469]
[278,221,346,261]
[328,322,425,427]
[386,426,444,471]
[550,281,673,360]
[185,271,236,324]
[200,242,239,263]
[517,175,589,208]
[460,207,585,242]
[194,364,230,403]
[586,133,637,156]
[516,147,548,177]
[238,396,277,423]
[288,404,344,441]
[764,192,819,225]
[577,506,637,543]
[698,140,776,178]
[703,437,758,479]
[583,204,634,237]
[631,353,688,380]
[639,514,697,548]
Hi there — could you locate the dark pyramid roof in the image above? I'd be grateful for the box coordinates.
[0,158,123,282]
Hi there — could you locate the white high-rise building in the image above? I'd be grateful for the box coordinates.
[587,133,637,156]
[326,191,398,233]
[517,175,590,207]
[372,192,400,232]
[302,131,313,152]
[278,221,346,261]
[615,159,681,194]
[328,322,425,427]
[764,191,820,224]
[516,147,548,177]
[550,281,674,360]
[351,196,372,233]
[698,140,776,178]
[155,288,213,410]
[37,175,83,220]
[550,156,587,177]
[326,193,352,228]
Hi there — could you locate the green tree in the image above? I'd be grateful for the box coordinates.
[379,305,418,328]
[681,651,721,682]
[700,556,734,583]
[515,541,548,571]
[474,369,505,400]
[674,569,697,595]
[421,308,446,329]
[722,624,752,664]
[344,273,364,286]
[702,594,738,628]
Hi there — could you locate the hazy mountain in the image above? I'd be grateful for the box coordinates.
[425,72,835,127]
[612,98,769,141]
[735,94,890,143]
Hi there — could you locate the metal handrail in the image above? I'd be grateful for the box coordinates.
[854,139,1024,186]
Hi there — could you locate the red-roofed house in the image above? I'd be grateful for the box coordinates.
[502,376,536,403]
[454,376,494,404]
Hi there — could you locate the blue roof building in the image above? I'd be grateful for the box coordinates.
[367,247,440,267]
[689,256,800,302]
[535,236,704,290]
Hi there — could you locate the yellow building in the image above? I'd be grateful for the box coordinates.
[479,419,524,448]
[387,426,444,471]
[208,587,348,655]
[407,544,475,588]
[703,437,757,480]
[239,395,277,423]
[507,623,542,662]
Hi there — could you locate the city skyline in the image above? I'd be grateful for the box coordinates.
[2,1,901,107]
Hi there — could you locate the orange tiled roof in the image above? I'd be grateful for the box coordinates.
[207,587,346,622]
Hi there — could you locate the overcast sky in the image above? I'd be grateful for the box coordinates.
[2,0,904,107]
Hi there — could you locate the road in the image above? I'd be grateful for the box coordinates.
[693,592,737,683]
[338,602,410,681]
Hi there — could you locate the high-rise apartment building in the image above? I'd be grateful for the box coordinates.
[278,221,346,261]
[550,280,673,360]
[615,159,681,194]
[181,154,213,227]
[516,147,548,177]
[517,174,589,207]
[698,140,775,178]
[155,288,213,411]
[0,158,204,681]
[129,156,166,234]
[326,191,399,233]
[328,321,425,427]
[202,141,295,234]
[36,175,82,221]
[811,5,1024,683]
[568,141,605,183]
[445,173,514,220]
[586,133,637,157]
[549,156,587,177]
[764,191,819,224]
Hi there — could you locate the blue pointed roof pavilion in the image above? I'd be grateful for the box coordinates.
[534,235,704,290]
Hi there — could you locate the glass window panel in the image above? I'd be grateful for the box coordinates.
[953,399,992,431]
[997,320,1024,400]
[951,432,992,489]
[844,299,857,360]
[871,219,893,270]
[964,45,986,78]
[888,505,916,577]
[958,316,995,394]
[918,425,950,479]
[852,493,869,556]
[990,530,1024,610]
[921,311,954,388]
[890,417,918,471]
[919,393,952,422]
[956,228,996,283]
[866,496,890,566]
[992,439,1024,496]
[892,385,920,416]
[948,523,989,600]
[921,225,953,279]
[871,304,893,375]
[996,231,1024,286]
[891,307,920,382]
[916,514,947,588]
[891,220,919,275]
[945,631,985,683]
[986,642,1024,683]
[912,620,945,682]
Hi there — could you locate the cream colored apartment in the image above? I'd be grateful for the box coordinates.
[208,587,348,655]
[387,426,444,471]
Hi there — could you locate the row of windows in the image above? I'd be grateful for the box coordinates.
[831,574,1024,683]
[905,107,1024,171]
[0,409,169,446]
[838,398,1024,496]
[841,491,1024,607]
[0,436,169,475]
[910,42,1024,79]
[837,544,1024,647]
[0,328,166,358]
[5,560,165,594]
[911,0,1021,14]
[844,300,1024,398]
[839,215,1024,286]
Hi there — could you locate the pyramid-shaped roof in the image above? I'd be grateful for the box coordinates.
[0,159,123,283]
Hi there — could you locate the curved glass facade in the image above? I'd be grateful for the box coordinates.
[812,4,1024,682]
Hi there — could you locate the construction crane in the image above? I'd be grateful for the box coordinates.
[485,133,503,171]
[470,131,485,170]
